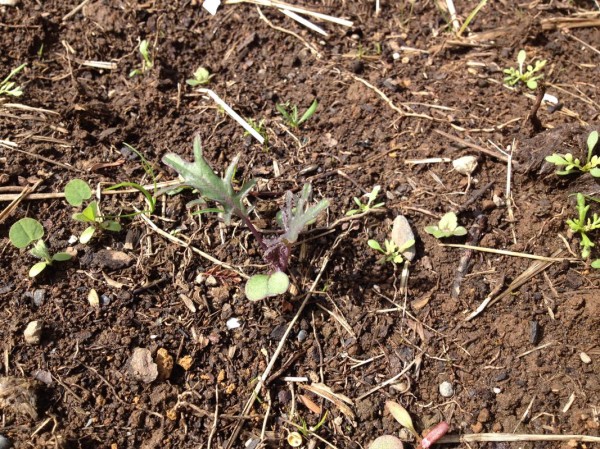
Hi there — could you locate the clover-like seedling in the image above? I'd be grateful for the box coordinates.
[65,179,121,243]
[346,185,385,216]
[129,39,154,77]
[0,63,26,97]
[9,218,72,277]
[545,131,600,177]
[186,67,214,86]
[424,212,467,239]
[73,201,122,244]
[162,137,329,300]
[566,193,600,261]
[368,238,415,265]
[503,49,546,90]
[276,99,318,129]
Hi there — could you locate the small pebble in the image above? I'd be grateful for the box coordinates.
[492,423,503,432]
[580,352,591,364]
[494,371,508,382]
[226,318,241,330]
[32,289,46,307]
[477,408,490,423]
[439,381,454,397]
[471,422,483,433]
[297,330,308,342]
[493,387,502,394]
[0,434,11,449]
[205,275,218,286]
[530,320,541,345]
[24,321,43,345]
[392,52,401,60]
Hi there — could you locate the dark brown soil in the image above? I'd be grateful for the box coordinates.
[1,1,599,448]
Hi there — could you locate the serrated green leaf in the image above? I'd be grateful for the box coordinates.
[278,184,329,244]
[9,218,44,248]
[29,261,48,277]
[64,179,92,206]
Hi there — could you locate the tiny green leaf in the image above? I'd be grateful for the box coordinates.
[385,401,418,439]
[64,179,92,206]
[517,50,526,66]
[80,226,96,244]
[368,239,383,252]
[74,201,99,223]
[101,220,122,232]
[587,130,598,153]
[52,252,72,262]
[439,212,458,232]
[245,271,290,301]
[30,239,51,261]
[9,218,44,248]
[29,261,48,277]
[591,259,600,269]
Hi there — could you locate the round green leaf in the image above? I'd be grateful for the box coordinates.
[64,179,92,206]
[29,261,48,277]
[587,130,598,152]
[9,218,44,248]
[245,272,290,301]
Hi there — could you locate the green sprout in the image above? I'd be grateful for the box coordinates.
[368,238,415,265]
[424,211,467,239]
[276,99,318,129]
[346,185,385,216]
[162,136,329,300]
[0,63,26,97]
[545,131,600,177]
[566,193,600,266]
[9,218,72,277]
[186,67,214,86]
[129,39,154,77]
[105,144,157,217]
[244,118,269,147]
[65,179,121,243]
[503,50,546,90]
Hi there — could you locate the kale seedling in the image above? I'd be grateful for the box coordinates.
[545,130,600,177]
[345,185,385,216]
[566,193,600,266]
[276,99,318,129]
[162,137,329,301]
[64,179,121,243]
[503,49,546,90]
[186,67,214,86]
[9,218,72,277]
[368,238,415,265]
[129,39,154,77]
[0,63,26,97]
[424,212,467,239]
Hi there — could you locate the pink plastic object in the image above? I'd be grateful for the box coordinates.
[421,422,449,449]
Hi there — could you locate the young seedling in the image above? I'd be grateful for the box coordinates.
[244,118,269,147]
[545,130,600,177]
[503,49,546,90]
[424,212,467,239]
[0,63,26,97]
[186,67,214,86]
[162,137,329,301]
[129,39,154,77]
[346,185,385,216]
[276,99,318,129]
[65,179,121,243]
[368,238,415,265]
[566,193,600,265]
[9,218,72,277]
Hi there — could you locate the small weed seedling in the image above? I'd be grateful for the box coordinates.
[64,179,121,243]
[346,185,385,216]
[0,63,26,97]
[567,193,600,267]
[368,238,414,265]
[129,39,154,77]
[545,130,600,178]
[503,49,546,90]
[162,136,329,301]
[368,401,449,449]
[186,67,214,86]
[9,218,72,277]
[276,99,318,129]
[244,118,269,147]
[424,212,467,239]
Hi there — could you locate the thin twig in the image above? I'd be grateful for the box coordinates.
[438,432,600,444]
[441,244,568,262]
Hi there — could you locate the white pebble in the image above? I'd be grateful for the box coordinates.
[493,387,502,394]
[24,321,43,345]
[227,318,241,330]
[392,52,401,60]
[439,381,454,397]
